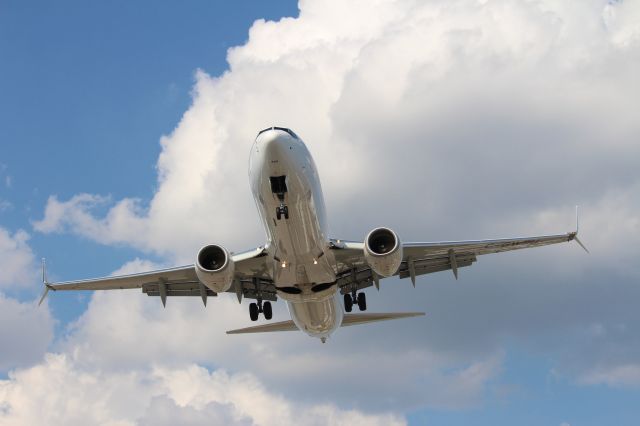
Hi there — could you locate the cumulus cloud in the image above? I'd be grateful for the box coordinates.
[30,0,640,411]
[0,227,37,290]
[0,226,54,372]
[579,363,640,387]
[56,282,498,409]
[0,294,54,371]
[0,354,405,426]
[0,199,12,212]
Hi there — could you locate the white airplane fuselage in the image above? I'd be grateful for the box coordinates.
[249,128,342,340]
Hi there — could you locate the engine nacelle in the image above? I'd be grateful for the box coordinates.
[364,227,403,277]
[195,244,235,293]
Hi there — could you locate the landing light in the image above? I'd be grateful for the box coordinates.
[281,261,286,268]
[313,259,318,265]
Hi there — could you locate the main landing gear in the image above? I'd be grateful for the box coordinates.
[249,299,273,321]
[344,290,366,313]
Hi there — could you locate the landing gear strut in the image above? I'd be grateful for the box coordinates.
[344,290,366,312]
[249,299,273,321]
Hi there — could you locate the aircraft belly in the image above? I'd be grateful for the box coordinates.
[251,133,334,286]
[288,293,343,338]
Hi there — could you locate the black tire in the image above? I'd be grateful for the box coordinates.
[249,302,259,321]
[283,206,289,219]
[276,208,282,220]
[357,292,367,311]
[344,293,353,312]
[263,301,273,320]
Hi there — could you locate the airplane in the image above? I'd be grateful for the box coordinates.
[39,127,588,343]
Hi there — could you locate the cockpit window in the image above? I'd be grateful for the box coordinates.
[256,126,299,139]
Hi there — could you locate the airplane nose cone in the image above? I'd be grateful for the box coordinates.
[257,129,290,157]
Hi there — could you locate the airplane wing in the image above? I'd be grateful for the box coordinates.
[330,228,586,294]
[39,246,276,306]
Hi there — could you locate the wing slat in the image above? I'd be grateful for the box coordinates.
[45,246,277,302]
[331,231,576,292]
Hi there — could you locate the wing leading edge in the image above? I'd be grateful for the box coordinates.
[331,221,586,294]
[39,246,275,306]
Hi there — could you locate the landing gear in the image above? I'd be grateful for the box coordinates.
[249,302,259,321]
[276,205,289,220]
[344,291,366,312]
[249,299,273,321]
[263,301,273,320]
[344,293,353,312]
[357,292,367,311]
[270,176,289,221]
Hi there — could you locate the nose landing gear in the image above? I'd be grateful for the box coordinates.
[270,176,289,221]
[276,205,289,220]
[343,290,366,313]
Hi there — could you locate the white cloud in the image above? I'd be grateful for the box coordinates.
[0,226,54,371]
[579,364,640,387]
[29,0,640,411]
[56,288,498,410]
[0,294,54,371]
[0,199,11,211]
[40,251,497,411]
[0,227,37,290]
[0,354,406,426]
[33,0,640,261]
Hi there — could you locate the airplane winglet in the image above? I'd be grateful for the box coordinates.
[574,235,589,253]
[38,258,54,306]
[572,206,589,253]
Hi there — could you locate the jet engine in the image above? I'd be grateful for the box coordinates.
[364,227,403,277]
[195,244,235,293]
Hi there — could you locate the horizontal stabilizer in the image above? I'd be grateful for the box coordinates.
[226,320,297,334]
[341,311,425,327]
[226,311,425,335]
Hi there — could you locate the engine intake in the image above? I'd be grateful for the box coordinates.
[364,227,403,277]
[195,244,235,293]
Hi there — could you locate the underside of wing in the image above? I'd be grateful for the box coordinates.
[402,232,577,259]
[42,246,276,305]
[48,264,198,291]
[329,230,579,293]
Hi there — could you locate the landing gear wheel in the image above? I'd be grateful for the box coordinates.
[249,302,259,321]
[283,206,289,219]
[357,292,367,311]
[276,208,282,220]
[344,293,353,312]
[263,301,273,320]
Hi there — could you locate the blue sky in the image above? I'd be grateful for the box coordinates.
[1,1,640,425]
[0,0,297,318]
